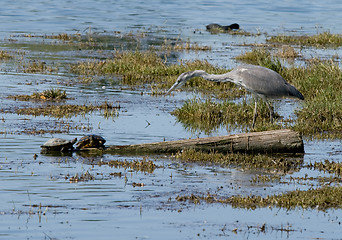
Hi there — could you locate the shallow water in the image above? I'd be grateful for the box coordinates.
[1,0,342,239]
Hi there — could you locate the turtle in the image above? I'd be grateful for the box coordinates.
[41,138,77,153]
[76,135,106,149]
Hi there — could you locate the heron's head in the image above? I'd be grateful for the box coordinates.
[165,70,206,95]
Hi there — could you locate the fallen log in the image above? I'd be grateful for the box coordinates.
[104,129,304,155]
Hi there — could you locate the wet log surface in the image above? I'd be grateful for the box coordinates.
[104,129,304,155]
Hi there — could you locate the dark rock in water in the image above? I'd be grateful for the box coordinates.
[206,23,239,31]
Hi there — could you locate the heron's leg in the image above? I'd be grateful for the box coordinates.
[252,100,258,128]
[264,99,274,123]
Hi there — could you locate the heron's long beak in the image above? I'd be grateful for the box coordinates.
[165,82,179,95]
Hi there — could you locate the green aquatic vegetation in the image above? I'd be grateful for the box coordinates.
[98,158,157,173]
[207,27,257,37]
[267,31,342,48]
[8,88,67,101]
[44,33,74,41]
[176,186,342,210]
[67,170,95,183]
[15,102,120,118]
[283,60,342,138]
[251,174,281,183]
[174,149,302,173]
[235,48,283,73]
[171,97,282,134]
[275,45,299,59]
[235,48,272,63]
[21,60,57,73]
[229,185,342,210]
[70,50,231,91]
[307,160,342,176]
[0,50,13,59]
[161,38,211,52]
[39,88,67,100]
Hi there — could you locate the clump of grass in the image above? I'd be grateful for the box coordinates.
[45,33,74,41]
[70,50,177,85]
[98,158,157,173]
[235,48,272,63]
[267,31,342,48]
[22,60,57,73]
[251,175,281,183]
[171,97,281,134]
[283,60,342,138]
[162,39,211,52]
[39,88,67,100]
[176,185,342,210]
[307,160,342,176]
[0,50,13,59]
[8,88,67,101]
[175,149,302,173]
[67,170,95,183]
[173,42,211,51]
[235,48,283,73]
[15,102,120,118]
[275,45,299,59]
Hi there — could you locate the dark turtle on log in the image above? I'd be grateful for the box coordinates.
[41,138,77,153]
[76,135,106,149]
[206,23,239,31]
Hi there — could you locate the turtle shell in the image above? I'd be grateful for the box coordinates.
[76,135,106,149]
[41,138,77,152]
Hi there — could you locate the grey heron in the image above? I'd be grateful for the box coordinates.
[166,64,304,128]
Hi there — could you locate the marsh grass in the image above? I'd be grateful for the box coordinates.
[98,158,157,173]
[171,97,282,134]
[207,27,258,37]
[16,102,120,118]
[0,50,13,59]
[283,60,342,138]
[8,88,67,101]
[308,160,342,176]
[267,31,342,48]
[176,185,342,210]
[70,50,233,93]
[175,149,302,173]
[21,60,57,73]
[251,175,281,183]
[235,48,283,73]
[45,33,75,41]
[68,170,95,183]
[161,38,211,52]
[275,45,299,59]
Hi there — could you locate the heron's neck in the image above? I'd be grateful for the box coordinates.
[196,71,236,84]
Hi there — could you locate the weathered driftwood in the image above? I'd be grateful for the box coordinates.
[105,129,304,155]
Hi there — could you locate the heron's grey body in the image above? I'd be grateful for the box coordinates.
[166,64,304,127]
